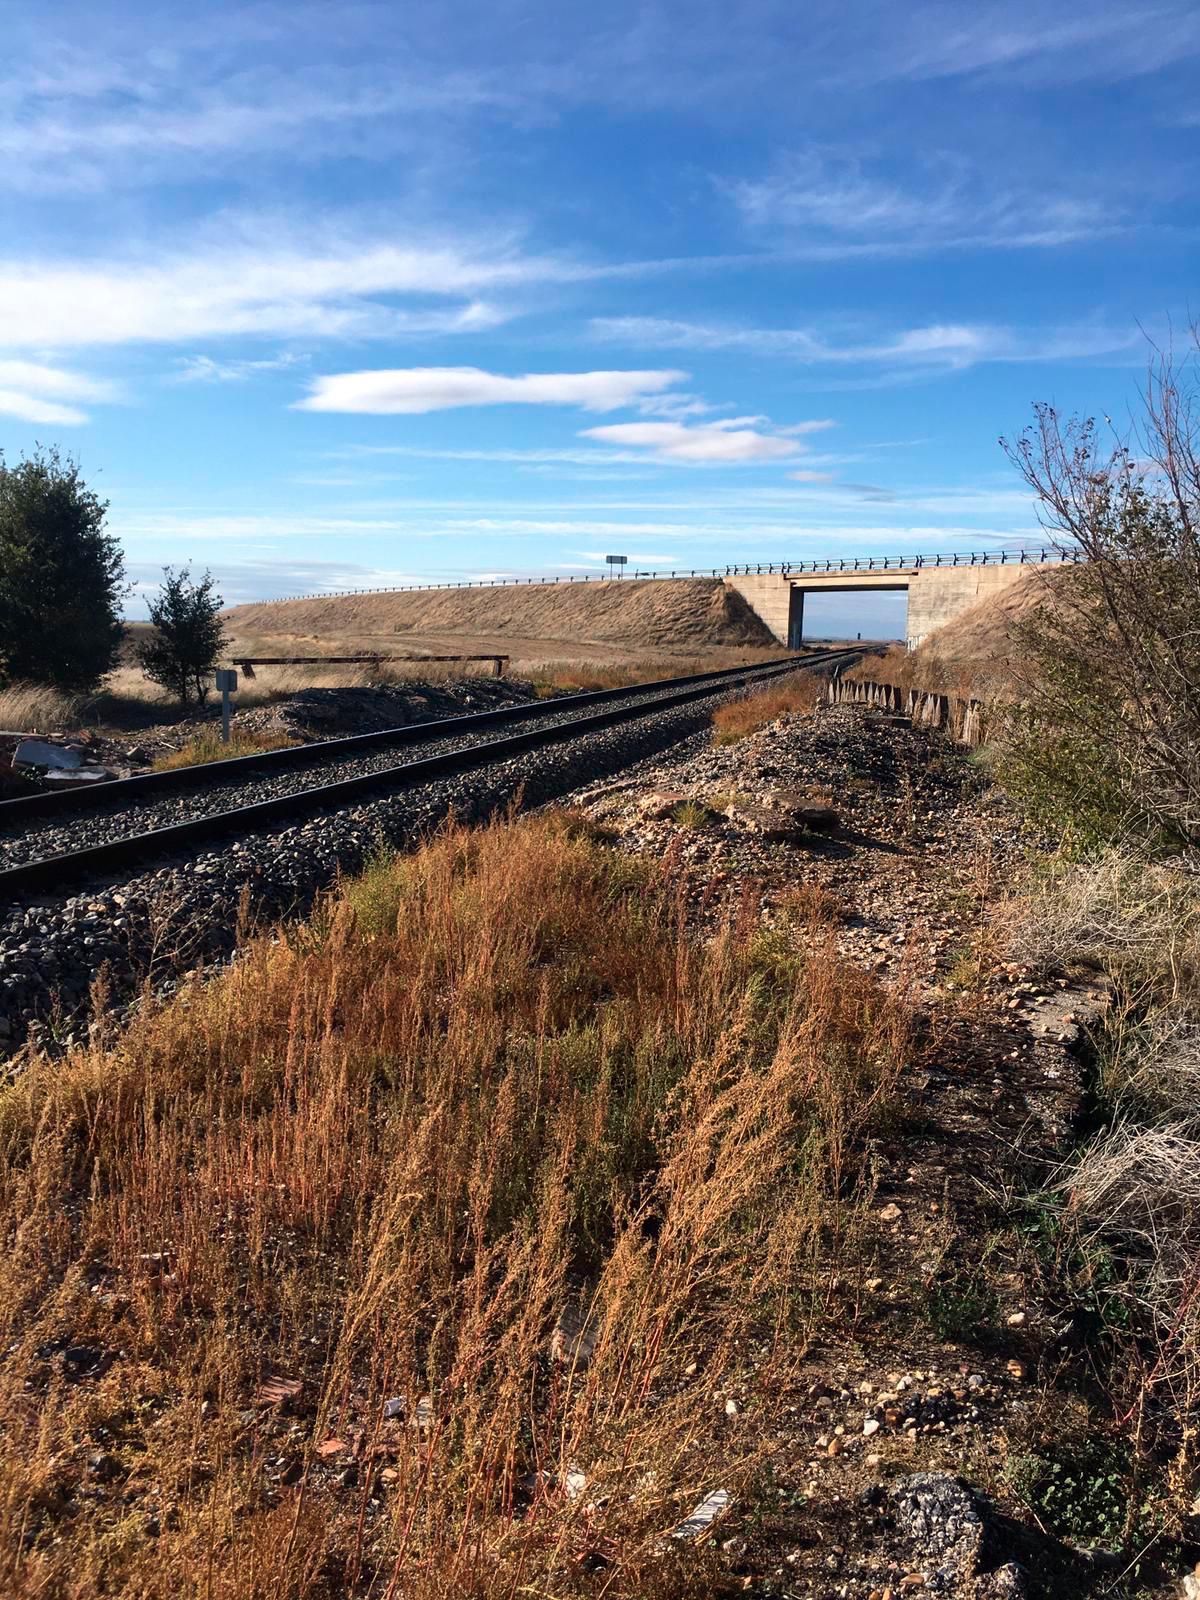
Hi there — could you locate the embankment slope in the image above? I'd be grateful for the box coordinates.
[223,577,776,653]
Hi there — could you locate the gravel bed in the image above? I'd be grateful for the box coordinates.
[0,688,749,1055]
[0,676,765,871]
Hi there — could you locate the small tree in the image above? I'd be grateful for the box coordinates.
[0,447,125,691]
[999,338,1200,850]
[138,566,227,706]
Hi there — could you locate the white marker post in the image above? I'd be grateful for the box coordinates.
[214,668,238,744]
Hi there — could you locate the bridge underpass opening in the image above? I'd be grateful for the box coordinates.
[792,587,908,645]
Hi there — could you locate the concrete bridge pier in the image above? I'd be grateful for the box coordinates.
[725,561,1035,649]
[724,573,806,647]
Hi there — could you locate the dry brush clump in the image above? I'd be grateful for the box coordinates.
[998,339,1200,849]
[0,680,87,732]
[0,811,913,1598]
[710,671,823,745]
[1003,850,1200,1508]
[151,727,299,770]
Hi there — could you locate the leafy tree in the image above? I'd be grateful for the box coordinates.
[0,447,125,691]
[999,340,1200,851]
[138,566,227,706]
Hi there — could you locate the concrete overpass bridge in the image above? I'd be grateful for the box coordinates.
[724,548,1075,649]
[266,547,1077,650]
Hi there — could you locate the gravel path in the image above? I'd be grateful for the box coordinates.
[0,685,762,1054]
[0,675,780,871]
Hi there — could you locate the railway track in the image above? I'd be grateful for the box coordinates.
[0,650,858,900]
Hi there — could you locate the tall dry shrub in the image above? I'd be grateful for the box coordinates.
[1000,339,1200,849]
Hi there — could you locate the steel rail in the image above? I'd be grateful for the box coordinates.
[0,652,830,824]
[0,651,858,899]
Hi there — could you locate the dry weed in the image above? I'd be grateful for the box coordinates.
[0,811,912,1598]
[711,672,822,745]
[0,681,85,732]
[1004,850,1200,1509]
[1002,850,1200,998]
[152,728,299,771]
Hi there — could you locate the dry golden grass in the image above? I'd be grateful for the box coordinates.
[104,658,479,714]
[151,728,300,771]
[846,568,1071,702]
[222,577,777,652]
[711,671,822,745]
[0,681,85,732]
[0,812,912,1598]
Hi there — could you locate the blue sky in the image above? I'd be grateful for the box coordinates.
[1,1,1196,633]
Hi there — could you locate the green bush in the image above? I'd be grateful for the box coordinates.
[1006,1436,1156,1555]
[138,565,227,706]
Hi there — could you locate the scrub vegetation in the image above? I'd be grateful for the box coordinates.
[0,812,912,1598]
[150,727,299,770]
[710,670,823,744]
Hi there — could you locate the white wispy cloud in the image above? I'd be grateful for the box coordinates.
[0,215,753,354]
[297,366,689,415]
[125,557,427,611]
[0,33,524,194]
[839,4,1200,88]
[578,419,810,464]
[723,146,1121,254]
[577,551,683,564]
[0,223,560,350]
[172,352,307,384]
[0,358,117,424]
[8,3,1192,206]
[592,314,1141,374]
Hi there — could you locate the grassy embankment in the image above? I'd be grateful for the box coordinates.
[0,811,912,1598]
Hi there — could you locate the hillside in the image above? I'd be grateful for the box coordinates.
[223,576,776,653]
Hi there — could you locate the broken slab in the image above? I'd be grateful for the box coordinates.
[672,1487,732,1540]
[43,767,114,785]
[727,802,807,844]
[636,789,688,821]
[13,738,83,770]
